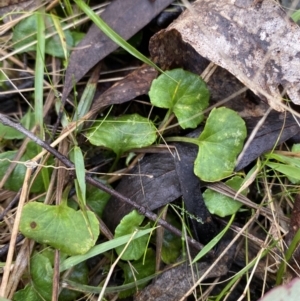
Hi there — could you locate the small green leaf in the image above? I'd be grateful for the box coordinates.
[86,184,110,217]
[13,252,53,301]
[266,162,300,181]
[30,252,53,300]
[60,228,155,272]
[13,284,44,301]
[194,107,247,181]
[19,202,99,255]
[119,249,155,298]
[161,215,182,264]
[292,10,300,22]
[86,114,157,156]
[59,262,88,301]
[0,111,34,140]
[264,149,300,183]
[12,13,74,58]
[149,69,209,129]
[114,210,150,261]
[0,142,46,192]
[203,176,249,217]
[192,214,235,263]
[72,146,86,205]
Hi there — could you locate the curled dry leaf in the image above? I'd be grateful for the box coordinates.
[90,65,158,114]
[150,0,300,111]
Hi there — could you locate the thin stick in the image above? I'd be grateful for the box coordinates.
[0,113,207,254]
[0,167,32,297]
[97,230,138,300]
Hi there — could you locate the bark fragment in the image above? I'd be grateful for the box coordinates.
[149,0,300,111]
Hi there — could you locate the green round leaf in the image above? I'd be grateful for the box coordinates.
[19,202,99,256]
[114,210,150,261]
[203,176,249,217]
[86,114,157,156]
[194,107,247,181]
[149,68,209,129]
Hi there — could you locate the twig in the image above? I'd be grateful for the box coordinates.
[0,113,208,254]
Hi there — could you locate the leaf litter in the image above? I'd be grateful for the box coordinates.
[1,0,300,300]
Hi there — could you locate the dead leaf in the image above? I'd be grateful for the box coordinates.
[103,111,300,232]
[90,64,158,114]
[236,111,300,170]
[149,0,300,111]
[134,237,235,301]
[103,153,180,231]
[62,0,174,102]
[174,142,217,244]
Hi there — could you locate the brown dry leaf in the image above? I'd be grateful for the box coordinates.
[150,0,300,111]
[62,0,174,102]
[134,238,235,301]
[90,64,158,114]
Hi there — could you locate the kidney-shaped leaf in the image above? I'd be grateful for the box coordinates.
[203,176,249,217]
[86,114,157,156]
[19,202,99,256]
[194,107,247,182]
[149,68,209,129]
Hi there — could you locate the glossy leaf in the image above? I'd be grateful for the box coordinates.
[203,176,249,217]
[86,114,157,156]
[19,202,99,255]
[149,69,209,129]
[194,107,247,181]
[114,210,150,260]
[119,249,155,298]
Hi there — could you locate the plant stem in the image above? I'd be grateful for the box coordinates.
[158,109,173,133]
[276,228,300,285]
[0,113,208,254]
[165,136,199,146]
